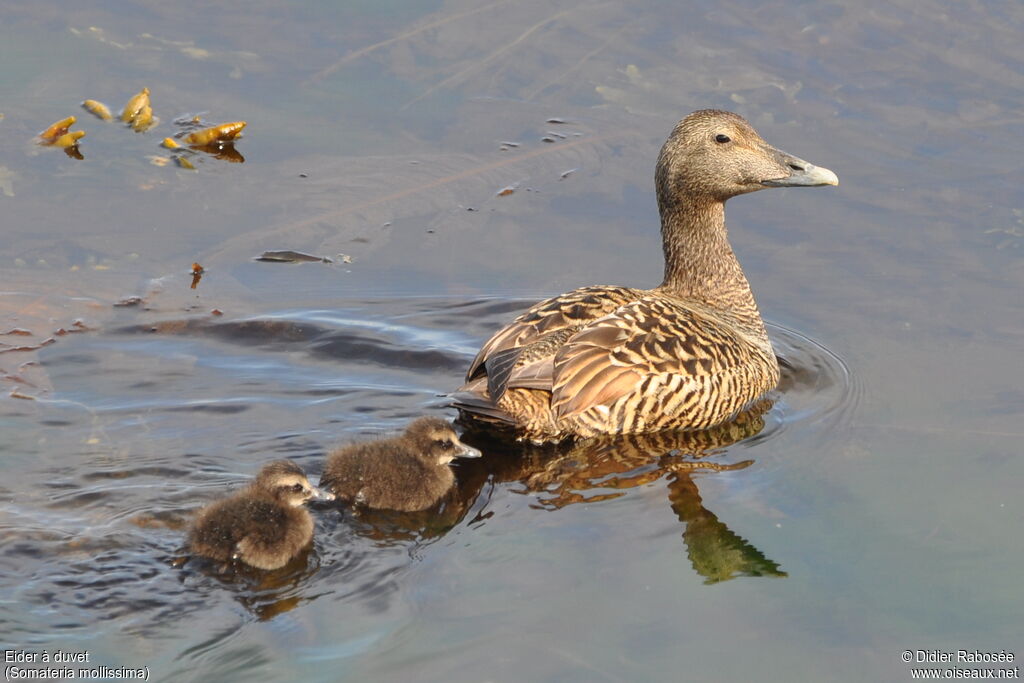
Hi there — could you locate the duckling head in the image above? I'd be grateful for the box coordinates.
[403,417,483,465]
[656,109,838,207]
[254,460,335,505]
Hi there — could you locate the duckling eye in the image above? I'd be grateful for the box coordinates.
[291,483,305,493]
[438,439,455,450]
[714,134,731,144]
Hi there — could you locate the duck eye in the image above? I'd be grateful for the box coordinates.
[291,483,305,493]
[715,134,731,144]
[438,439,454,450]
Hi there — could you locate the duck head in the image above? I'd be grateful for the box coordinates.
[255,460,335,505]
[404,417,483,465]
[656,109,838,207]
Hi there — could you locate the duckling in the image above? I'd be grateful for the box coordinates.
[320,417,482,512]
[454,109,838,442]
[188,460,332,570]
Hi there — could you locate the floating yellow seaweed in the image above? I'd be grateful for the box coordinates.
[51,130,86,147]
[38,116,77,143]
[130,103,157,132]
[185,121,246,146]
[81,99,113,121]
[161,137,180,149]
[121,87,150,122]
[174,156,195,170]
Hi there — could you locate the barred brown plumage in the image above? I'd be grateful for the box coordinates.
[454,110,838,442]
[187,460,333,570]
[320,417,482,512]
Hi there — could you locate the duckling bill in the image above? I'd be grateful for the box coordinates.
[188,460,332,570]
[454,109,838,442]
[320,417,481,512]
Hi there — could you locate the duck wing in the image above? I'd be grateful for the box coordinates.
[465,285,645,394]
[231,500,289,561]
[549,296,775,429]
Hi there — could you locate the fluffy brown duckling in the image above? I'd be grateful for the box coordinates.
[320,417,482,512]
[188,460,332,570]
[455,109,838,442]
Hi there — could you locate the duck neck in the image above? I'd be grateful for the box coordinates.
[657,198,767,336]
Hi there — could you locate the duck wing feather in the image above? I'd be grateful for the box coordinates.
[550,296,772,422]
[466,285,645,387]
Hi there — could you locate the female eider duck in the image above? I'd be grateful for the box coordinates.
[454,109,838,442]
[188,460,332,570]
[320,417,481,512]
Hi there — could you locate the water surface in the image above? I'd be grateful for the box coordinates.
[2,0,1022,681]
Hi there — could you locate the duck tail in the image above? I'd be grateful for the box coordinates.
[449,377,517,426]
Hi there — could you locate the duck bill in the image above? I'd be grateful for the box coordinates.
[454,441,483,459]
[762,151,839,187]
[312,486,335,501]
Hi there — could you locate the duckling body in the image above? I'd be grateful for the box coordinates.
[188,460,331,570]
[454,110,838,442]
[320,417,481,512]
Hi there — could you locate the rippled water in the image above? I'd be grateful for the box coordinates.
[2,0,1022,680]
[3,297,855,667]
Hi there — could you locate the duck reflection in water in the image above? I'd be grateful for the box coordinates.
[317,405,786,582]
[458,399,786,584]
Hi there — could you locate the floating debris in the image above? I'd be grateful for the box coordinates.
[560,168,578,180]
[190,262,204,289]
[255,250,332,264]
[50,130,86,148]
[81,99,113,121]
[147,155,171,167]
[185,121,245,146]
[545,131,567,139]
[54,320,91,336]
[120,87,157,131]
[174,155,195,170]
[121,87,150,123]
[173,113,206,126]
[541,136,557,143]
[38,116,77,144]
[131,104,156,132]
[496,184,517,197]
[113,296,143,307]
[499,141,520,151]
[546,117,568,124]
[0,337,55,354]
